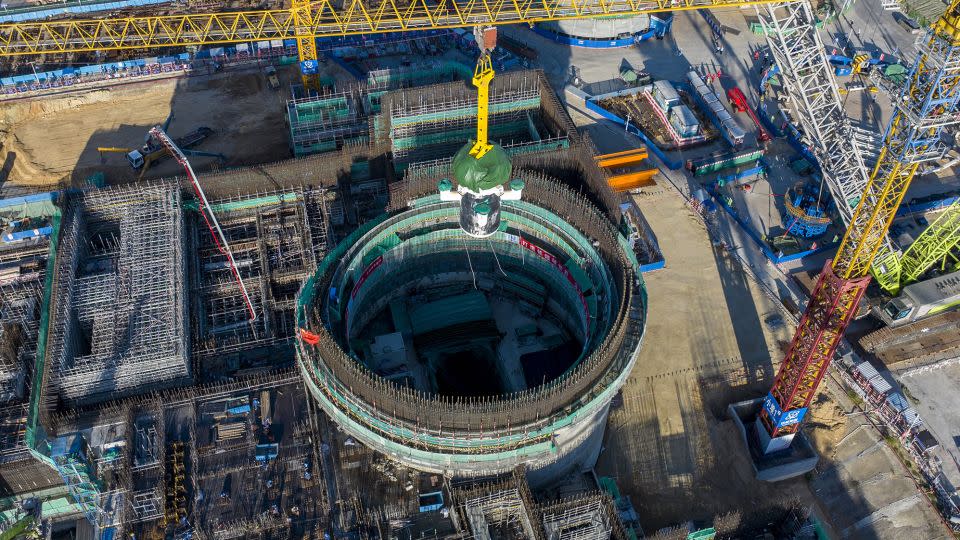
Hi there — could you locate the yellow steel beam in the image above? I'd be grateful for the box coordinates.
[0,0,784,56]
[469,53,494,159]
[595,148,649,168]
[593,147,649,160]
[607,169,657,191]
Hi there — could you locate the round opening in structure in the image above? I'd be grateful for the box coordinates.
[295,171,647,479]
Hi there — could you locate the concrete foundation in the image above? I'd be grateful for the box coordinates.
[728,398,819,482]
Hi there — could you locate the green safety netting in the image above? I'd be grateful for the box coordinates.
[451,142,512,192]
[408,291,492,336]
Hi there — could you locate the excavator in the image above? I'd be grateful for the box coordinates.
[97,113,225,178]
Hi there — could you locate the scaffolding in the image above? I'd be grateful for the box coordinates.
[287,89,371,157]
[367,61,473,92]
[133,412,164,471]
[464,488,539,540]
[130,488,164,523]
[448,469,629,540]
[0,402,28,463]
[0,214,51,405]
[191,187,330,362]
[385,72,544,168]
[0,280,42,404]
[47,184,190,405]
[541,499,613,540]
[49,418,131,538]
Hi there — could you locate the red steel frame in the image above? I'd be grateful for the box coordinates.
[760,262,869,437]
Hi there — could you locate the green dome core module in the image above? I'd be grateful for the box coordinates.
[442,141,520,238]
[295,171,647,480]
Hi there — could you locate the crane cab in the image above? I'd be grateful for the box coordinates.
[127,150,145,169]
[881,297,914,324]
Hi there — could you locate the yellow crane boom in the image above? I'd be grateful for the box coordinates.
[469,27,496,160]
[0,0,781,56]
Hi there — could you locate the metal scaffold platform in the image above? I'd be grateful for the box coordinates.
[47,184,190,405]
[382,71,557,170]
[287,90,370,157]
[190,187,330,365]
[448,469,631,539]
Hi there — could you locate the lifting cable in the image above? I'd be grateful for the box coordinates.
[462,235,478,289]
[487,237,508,276]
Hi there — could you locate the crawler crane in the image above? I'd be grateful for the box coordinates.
[756,0,960,451]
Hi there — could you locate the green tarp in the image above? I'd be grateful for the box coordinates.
[451,142,512,192]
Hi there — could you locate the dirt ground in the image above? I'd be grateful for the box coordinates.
[590,176,947,537]
[808,375,949,540]
[594,183,814,529]
[0,64,297,189]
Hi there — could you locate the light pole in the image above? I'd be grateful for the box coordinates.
[27,61,40,83]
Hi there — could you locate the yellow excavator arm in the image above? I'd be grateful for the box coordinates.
[96,147,134,155]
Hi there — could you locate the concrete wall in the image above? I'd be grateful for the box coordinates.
[540,16,651,39]
[300,350,625,479]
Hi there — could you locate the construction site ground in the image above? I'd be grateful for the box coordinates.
[0,63,317,191]
[0,1,953,537]
[549,7,949,537]
[579,109,949,538]
[901,365,960,493]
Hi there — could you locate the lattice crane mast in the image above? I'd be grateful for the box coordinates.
[0,0,782,59]
[898,203,960,287]
[873,199,960,295]
[757,0,960,452]
[150,126,258,322]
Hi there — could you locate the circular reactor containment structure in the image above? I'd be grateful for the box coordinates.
[532,13,672,47]
[295,170,647,480]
